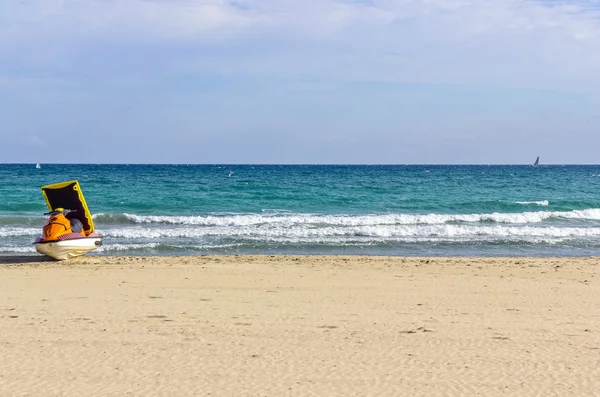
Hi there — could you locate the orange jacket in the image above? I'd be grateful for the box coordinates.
[42,213,73,240]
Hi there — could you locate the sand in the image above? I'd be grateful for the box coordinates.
[0,255,599,396]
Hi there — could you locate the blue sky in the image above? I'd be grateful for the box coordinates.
[1,0,600,164]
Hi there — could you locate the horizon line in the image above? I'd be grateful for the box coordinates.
[3,162,599,166]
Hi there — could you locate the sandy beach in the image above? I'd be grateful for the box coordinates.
[0,255,599,396]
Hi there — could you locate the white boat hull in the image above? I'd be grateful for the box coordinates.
[35,237,102,261]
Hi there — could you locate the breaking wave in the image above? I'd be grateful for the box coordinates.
[516,200,549,206]
[93,208,600,227]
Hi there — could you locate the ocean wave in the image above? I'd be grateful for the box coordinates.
[0,228,40,237]
[102,224,600,240]
[97,243,160,252]
[516,200,549,206]
[0,246,36,253]
[96,242,240,252]
[0,215,45,227]
[2,225,599,255]
[93,208,600,227]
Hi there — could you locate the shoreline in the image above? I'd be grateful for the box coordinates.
[2,253,600,265]
[1,255,599,395]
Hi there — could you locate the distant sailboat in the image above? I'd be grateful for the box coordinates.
[533,157,539,167]
[36,163,41,169]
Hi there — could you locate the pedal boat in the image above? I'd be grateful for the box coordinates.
[34,232,103,261]
[34,180,103,260]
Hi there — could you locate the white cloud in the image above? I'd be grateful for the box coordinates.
[2,1,599,41]
[0,1,254,43]
[2,0,600,91]
[0,0,398,43]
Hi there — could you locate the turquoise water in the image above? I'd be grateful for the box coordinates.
[2,164,600,256]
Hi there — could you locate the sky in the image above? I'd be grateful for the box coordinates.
[1,0,600,164]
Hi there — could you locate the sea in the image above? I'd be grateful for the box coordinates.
[1,164,600,257]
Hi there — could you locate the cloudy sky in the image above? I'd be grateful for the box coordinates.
[1,0,600,164]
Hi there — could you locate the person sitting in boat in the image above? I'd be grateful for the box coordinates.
[42,208,85,240]
[69,217,84,233]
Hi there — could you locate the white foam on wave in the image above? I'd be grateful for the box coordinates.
[103,224,600,240]
[102,208,600,227]
[516,200,549,206]
[0,227,39,237]
[97,242,240,252]
[0,246,36,253]
[97,243,160,252]
[2,223,598,252]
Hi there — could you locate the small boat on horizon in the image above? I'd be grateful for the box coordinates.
[533,157,539,167]
[36,163,41,169]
